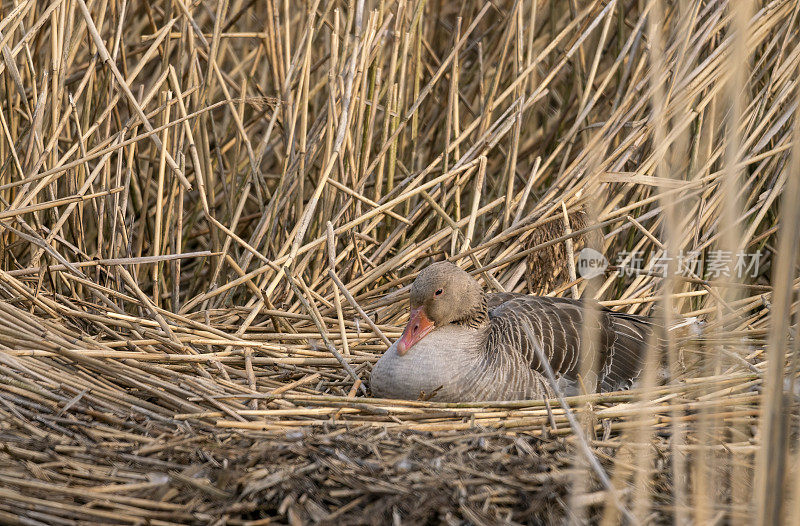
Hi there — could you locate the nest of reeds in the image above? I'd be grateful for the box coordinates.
[0,0,798,523]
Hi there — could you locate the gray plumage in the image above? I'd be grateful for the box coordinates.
[370,262,654,401]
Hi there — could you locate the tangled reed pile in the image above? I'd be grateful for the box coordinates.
[0,0,798,523]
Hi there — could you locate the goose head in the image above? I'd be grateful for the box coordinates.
[397,262,484,355]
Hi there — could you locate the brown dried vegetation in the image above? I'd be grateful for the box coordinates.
[0,0,798,523]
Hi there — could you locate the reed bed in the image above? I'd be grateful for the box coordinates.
[0,0,798,523]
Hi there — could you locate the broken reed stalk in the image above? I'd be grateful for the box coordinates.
[522,321,635,523]
[326,221,350,356]
[283,268,367,395]
[328,269,392,347]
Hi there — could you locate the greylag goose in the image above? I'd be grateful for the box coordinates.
[370,262,654,401]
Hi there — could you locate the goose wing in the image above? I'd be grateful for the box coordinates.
[486,295,653,393]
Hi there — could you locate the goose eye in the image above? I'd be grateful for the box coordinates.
[435,288,443,296]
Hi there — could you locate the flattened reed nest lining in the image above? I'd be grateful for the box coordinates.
[0,297,763,524]
[0,0,798,523]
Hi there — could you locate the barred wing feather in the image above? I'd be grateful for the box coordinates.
[486,295,653,393]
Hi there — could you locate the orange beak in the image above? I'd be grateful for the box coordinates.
[396,306,435,356]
